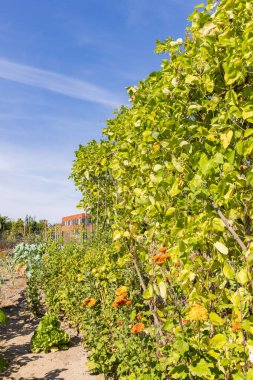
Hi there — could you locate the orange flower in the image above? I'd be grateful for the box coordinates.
[116,286,128,296]
[131,323,145,333]
[118,319,123,325]
[87,298,96,307]
[152,253,171,265]
[112,294,132,307]
[137,314,142,320]
[81,298,90,306]
[126,300,132,306]
[232,321,240,332]
[182,319,189,324]
[159,247,167,253]
[81,298,96,307]
[174,261,181,267]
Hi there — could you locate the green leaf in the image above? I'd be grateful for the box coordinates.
[209,312,225,326]
[142,284,154,299]
[214,242,228,255]
[242,108,253,123]
[163,320,174,332]
[246,369,253,380]
[209,334,227,349]
[174,339,189,355]
[170,364,189,379]
[223,263,235,280]
[0,309,7,325]
[199,153,212,175]
[212,217,225,231]
[244,129,253,138]
[236,269,249,285]
[169,179,181,197]
[233,371,245,380]
[241,320,253,335]
[166,207,176,216]
[189,359,212,377]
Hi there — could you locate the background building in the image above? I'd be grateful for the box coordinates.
[61,213,93,242]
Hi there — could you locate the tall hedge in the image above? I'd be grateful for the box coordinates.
[71,0,253,378]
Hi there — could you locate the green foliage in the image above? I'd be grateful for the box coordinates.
[13,243,45,315]
[0,355,6,374]
[31,313,70,353]
[43,0,253,378]
[0,309,7,325]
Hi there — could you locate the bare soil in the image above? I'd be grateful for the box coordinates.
[0,271,104,380]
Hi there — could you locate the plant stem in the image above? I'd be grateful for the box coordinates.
[209,197,247,251]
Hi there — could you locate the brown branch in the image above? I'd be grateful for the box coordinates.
[130,249,166,343]
[209,197,247,251]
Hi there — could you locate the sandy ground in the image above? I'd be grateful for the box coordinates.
[0,270,104,380]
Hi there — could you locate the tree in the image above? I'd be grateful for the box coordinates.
[0,215,11,239]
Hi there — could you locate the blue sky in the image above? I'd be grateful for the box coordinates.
[0,0,198,223]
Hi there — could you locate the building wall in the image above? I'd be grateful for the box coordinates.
[61,213,93,242]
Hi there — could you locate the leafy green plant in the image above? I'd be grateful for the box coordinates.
[0,309,7,374]
[12,242,45,315]
[0,355,6,375]
[0,309,7,325]
[31,313,70,353]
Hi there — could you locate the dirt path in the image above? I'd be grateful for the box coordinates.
[0,272,103,380]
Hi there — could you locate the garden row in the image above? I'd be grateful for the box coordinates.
[70,0,253,378]
[4,0,253,379]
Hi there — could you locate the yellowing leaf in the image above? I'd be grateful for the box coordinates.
[242,109,253,123]
[113,230,122,240]
[244,129,253,138]
[210,334,227,349]
[143,284,154,299]
[223,263,235,280]
[214,241,228,255]
[200,22,217,36]
[159,281,167,300]
[189,359,213,378]
[220,130,233,149]
[166,207,176,216]
[169,179,181,197]
[209,312,225,326]
[172,156,183,172]
[236,269,249,285]
[185,75,199,84]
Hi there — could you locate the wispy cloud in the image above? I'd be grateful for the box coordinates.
[0,58,121,107]
[0,143,80,222]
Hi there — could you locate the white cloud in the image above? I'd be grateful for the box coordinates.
[0,141,82,222]
[0,58,122,107]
